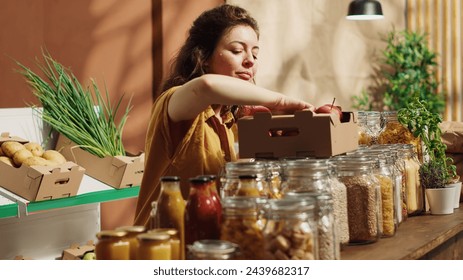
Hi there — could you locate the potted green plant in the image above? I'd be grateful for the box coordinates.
[352,29,446,113]
[398,98,459,214]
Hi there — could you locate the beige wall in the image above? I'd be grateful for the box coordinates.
[229,0,406,110]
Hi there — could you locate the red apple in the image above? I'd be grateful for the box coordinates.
[315,104,343,120]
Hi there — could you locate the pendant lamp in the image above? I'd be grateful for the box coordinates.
[346,0,384,20]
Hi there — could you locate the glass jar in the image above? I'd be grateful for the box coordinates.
[148,228,181,260]
[95,230,130,260]
[220,197,264,260]
[280,158,331,194]
[184,177,222,246]
[378,111,423,161]
[220,161,270,198]
[357,111,382,146]
[115,225,146,260]
[284,192,338,260]
[326,168,350,247]
[357,111,370,146]
[352,148,397,237]
[187,239,239,260]
[235,174,263,197]
[137,232,172,260]
[332,156,382,245]
[399,144,424,216]
[256,159,283,199]
[261,198,317,260]
[155,176,186,259]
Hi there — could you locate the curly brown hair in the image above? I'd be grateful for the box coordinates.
[161,4,259,93]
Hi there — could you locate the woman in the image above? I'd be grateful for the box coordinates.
[134,4,314,226]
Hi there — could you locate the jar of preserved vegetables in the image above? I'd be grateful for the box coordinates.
[331,156,382,245]
[137,232,172,260]
[115,225,146,260]
[95,230,130,260]
[220,197,264,259]
[184,177,222,246]
[187,240,239,260]
[261,198,317,260]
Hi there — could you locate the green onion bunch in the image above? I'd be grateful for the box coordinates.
[15,50,132,157]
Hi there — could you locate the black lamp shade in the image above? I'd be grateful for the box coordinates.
[347,0,384,20]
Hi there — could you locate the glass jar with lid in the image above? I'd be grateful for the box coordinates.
[137,232,172,260]
[148,228,181,260]
[331,155,382,245]
[95,230,130,260]
[378,111,423,161]
[115,225,146,260]
[357,111,370,146]
[284,192,339,260]
[280,158,332,194]
[351,148,397,237]
[155,176,185,259]
[220,161,270,198]
[326,162,350,247]
[187,239,240,260]
[184,177,222,246]
[220,197,264,259]
[357,111,382,146]
[255,159,283,199]
[398,144,424,216]
[261,198,318,260]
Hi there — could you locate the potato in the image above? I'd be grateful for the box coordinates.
[1,141,25,158]
[0,147,4,156]
[22,156,53,167]
[41,150,67,165]
[12,149,34,167]
[24,142,44,157]
[0,156,14,166]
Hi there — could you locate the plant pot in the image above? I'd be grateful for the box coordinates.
[425,187,455,215]
[446,181,462,208]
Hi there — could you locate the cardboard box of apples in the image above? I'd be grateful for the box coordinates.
[0,132,85,202]
[237,101,359,159]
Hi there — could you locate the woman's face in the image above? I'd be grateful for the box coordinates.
[207,25,259,82]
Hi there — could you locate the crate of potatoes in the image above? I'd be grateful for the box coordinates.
[0,132,85,201]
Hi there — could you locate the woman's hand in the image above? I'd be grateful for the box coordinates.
[234,105,271,119]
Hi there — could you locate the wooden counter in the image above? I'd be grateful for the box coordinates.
[341,205,463,260]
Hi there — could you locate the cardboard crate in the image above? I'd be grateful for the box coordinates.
[62,241,95,260]
[237,110,359,159]
[55,135,144,189]
[0,133,85,202]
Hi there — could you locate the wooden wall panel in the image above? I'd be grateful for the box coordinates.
[407,0,463,121]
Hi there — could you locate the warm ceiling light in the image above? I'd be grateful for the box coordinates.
[346,0,384,20]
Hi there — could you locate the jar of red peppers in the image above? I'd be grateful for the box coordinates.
[184,176,222,246]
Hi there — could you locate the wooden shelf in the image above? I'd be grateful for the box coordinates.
[341,204,463,260]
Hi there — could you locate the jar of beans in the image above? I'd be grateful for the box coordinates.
[261,197,318,260]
